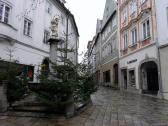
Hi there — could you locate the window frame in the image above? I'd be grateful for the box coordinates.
[23,18,33,37]
[141,0,147,4]
[142,18,150,40]
[0,2,11,24]
[130,1,137,15]
[46,0,52,14]
[122,9,127,23]
[112,16,117,29]
[123,33,128,49]
[131,28,137,45]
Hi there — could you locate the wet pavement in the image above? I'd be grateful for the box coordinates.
[0,87,168,126]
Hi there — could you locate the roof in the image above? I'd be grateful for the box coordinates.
[54,0,79,37]
[101,0,117,30]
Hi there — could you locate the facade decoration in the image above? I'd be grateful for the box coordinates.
[50,16,59,39]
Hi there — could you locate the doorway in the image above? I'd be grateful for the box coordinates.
[121,69,127,89]
[140,61,159,95]
[113,64,119,85]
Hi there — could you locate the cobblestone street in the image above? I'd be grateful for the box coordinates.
[1,87,168,126]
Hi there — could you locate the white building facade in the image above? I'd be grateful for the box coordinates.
[0,0,79,82]
[155,0,168,100]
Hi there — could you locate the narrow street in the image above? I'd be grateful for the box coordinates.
[0,87,168,126]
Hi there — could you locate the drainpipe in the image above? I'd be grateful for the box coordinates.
[65,12,70,61]
[156,38,164,99]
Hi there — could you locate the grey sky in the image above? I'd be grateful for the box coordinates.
[65,0,106,61]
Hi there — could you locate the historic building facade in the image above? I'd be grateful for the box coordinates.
[0,0,79,82]
[118,0,162,96]
[99,0,119,87]
[87,0,119,87]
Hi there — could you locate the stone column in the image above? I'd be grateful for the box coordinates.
[0,80,8,112]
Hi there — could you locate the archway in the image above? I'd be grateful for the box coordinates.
[121,69,127,89]
[140,61,159,95]
[41,58,49,76]
[113,64,118,86]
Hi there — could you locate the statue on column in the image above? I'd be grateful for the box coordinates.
[50,16,59,39]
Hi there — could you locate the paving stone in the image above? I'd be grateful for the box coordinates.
[0,87,168,126]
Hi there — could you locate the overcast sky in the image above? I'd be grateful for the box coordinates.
[65,0,106,61]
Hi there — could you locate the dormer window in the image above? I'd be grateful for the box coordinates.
[0,2,11,24]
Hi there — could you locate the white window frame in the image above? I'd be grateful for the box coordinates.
[131,28,137,45]
[123,33,128,49]
[61,14,65,25]
[23,18,33,37]
[46,0,52,14]
[112,16,117,29]
[122,9,127,23]
[142,18,150,40]
[166,7,168,25]
[130,1,137,15]
[141,0,147,4]
[0,2,11,24]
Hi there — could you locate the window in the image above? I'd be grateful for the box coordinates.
[122,9,127,23]
[0,2,11,24]
[103,70,111,83]
[23,18,32,37]
[141,0,146,4]
[112,16,117,29]
[131,28,137,45]
[166,7,168,24]
[123,33,128,49]
[46,1,52,14]
[43,30,50,44]
[142,19,150,40]
[61,14,65,25]
[130,1,137,14]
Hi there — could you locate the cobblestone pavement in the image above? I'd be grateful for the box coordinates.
[1,87,168,126]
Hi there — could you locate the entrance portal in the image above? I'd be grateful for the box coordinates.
[41,58,49,76]
[121,69,127,89]
[113,64,118,86]
[140,61,159,95]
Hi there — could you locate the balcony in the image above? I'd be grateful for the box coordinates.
[119,0,131,10]
[129,43,138,51]
[129,11,138,23]
[120,48,128,56]
[141,37,151,47]
[48,35,65,44]
[139,0,152,14]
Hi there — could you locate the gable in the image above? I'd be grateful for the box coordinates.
[102,0,117,27]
